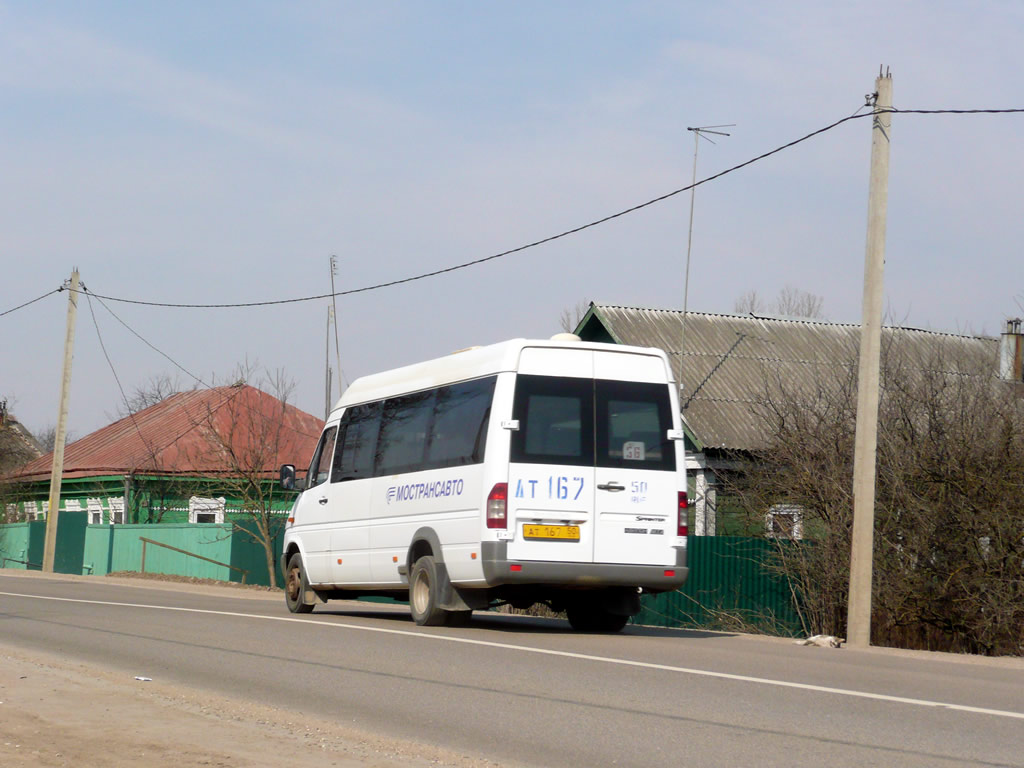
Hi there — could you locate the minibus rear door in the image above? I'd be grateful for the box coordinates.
[506,374,596,563]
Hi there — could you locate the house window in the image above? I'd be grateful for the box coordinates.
[23,500,38,521]
[766,504,804,540]
[87,498,104,525]
[188,496,226,524]
[64,498,82,513]
[108,497,125,525]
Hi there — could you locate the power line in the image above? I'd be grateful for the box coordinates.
[72,106,1024,311]
[89,290,207,386]
[8,107,1024,318]
[87,287,323,441]
[84,289,160,459]
[0,288,62,318]
[71,109,886,310]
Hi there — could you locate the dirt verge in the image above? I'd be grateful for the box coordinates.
[0,642,499,768]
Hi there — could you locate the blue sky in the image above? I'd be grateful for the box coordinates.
[3,1,1023,438]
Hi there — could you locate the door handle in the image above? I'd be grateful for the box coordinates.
[318,497,329,505]
[597,482,625,492]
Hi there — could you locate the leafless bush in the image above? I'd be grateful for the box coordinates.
[559,300,590,333]
[729,337,1024,655]
[734,285,825,320]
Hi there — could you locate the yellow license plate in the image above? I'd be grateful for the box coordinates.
[523,524,580,540]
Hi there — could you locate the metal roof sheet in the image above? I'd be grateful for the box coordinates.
[581,304,999,452]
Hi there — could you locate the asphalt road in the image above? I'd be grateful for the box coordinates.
[2,571,1022,767]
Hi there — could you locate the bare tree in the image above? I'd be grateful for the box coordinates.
[775,285,825,319]
[35,425,75,453]
[734,290,766,315]
[729,338,1024,654]
[559,300,591,333]
[734,286,825,320]
[187,365,311,588]
[112,373,185,420]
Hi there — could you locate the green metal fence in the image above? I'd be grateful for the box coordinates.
[635,536,804,636]
[3,520,802,636]
[0,520,45,569]
[82,523,284,585]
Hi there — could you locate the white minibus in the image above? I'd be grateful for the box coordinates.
[279,336,688,632]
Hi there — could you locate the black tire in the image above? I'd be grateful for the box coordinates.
[409,556,448,626]
[566,603,629,633]
[284,552,315,614]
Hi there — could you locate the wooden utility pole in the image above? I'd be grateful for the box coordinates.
[847,70,893,647]
[42,269,80,572]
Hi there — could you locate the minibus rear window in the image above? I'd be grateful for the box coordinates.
[596,380,676,472]
[510,375,593,467]
[511,375,676,471]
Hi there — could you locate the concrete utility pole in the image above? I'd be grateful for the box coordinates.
[847,70,893,648]
[42,269,80,572]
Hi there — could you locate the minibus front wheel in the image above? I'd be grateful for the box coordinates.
[285,553,315,614]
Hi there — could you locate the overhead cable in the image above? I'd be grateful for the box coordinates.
[73,110,887,309]
[0,288,63,318]
[75,107,1024,311]
[84,290,159,456]
[88,288,323,441]
[7,107,1022,315]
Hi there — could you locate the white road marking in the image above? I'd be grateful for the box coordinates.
[4,589,1023,721]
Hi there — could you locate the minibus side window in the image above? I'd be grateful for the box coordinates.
[307,426,338,488]
[426,376,496,469]
[596,381,676,472]
[332,403,381,482]
[375,390,436,475]
[510,375,593,467]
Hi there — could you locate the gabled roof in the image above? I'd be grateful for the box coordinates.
[8,385,324,483]
[578,304,999,452]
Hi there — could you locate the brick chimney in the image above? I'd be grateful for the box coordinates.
[999,318,1024,383]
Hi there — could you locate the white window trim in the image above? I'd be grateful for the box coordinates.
[87,498,104,525]
[766,504,804,541]
[108,497,125,525]
[188,496,226,524]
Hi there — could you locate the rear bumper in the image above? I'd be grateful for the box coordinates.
[480,541,687,592]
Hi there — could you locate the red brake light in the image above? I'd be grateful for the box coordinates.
[487,483,508,529]
[677,491,688,537]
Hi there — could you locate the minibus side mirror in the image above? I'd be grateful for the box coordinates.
[279,464,305,491]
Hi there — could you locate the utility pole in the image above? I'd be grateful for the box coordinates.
[42,269,80,573]
[847,69,893,648]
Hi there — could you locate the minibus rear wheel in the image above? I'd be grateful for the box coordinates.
[410,556,448,626]
[285,553,314,614]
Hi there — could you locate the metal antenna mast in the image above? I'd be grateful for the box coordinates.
[329,255,343,397]
[680,124,733,401]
